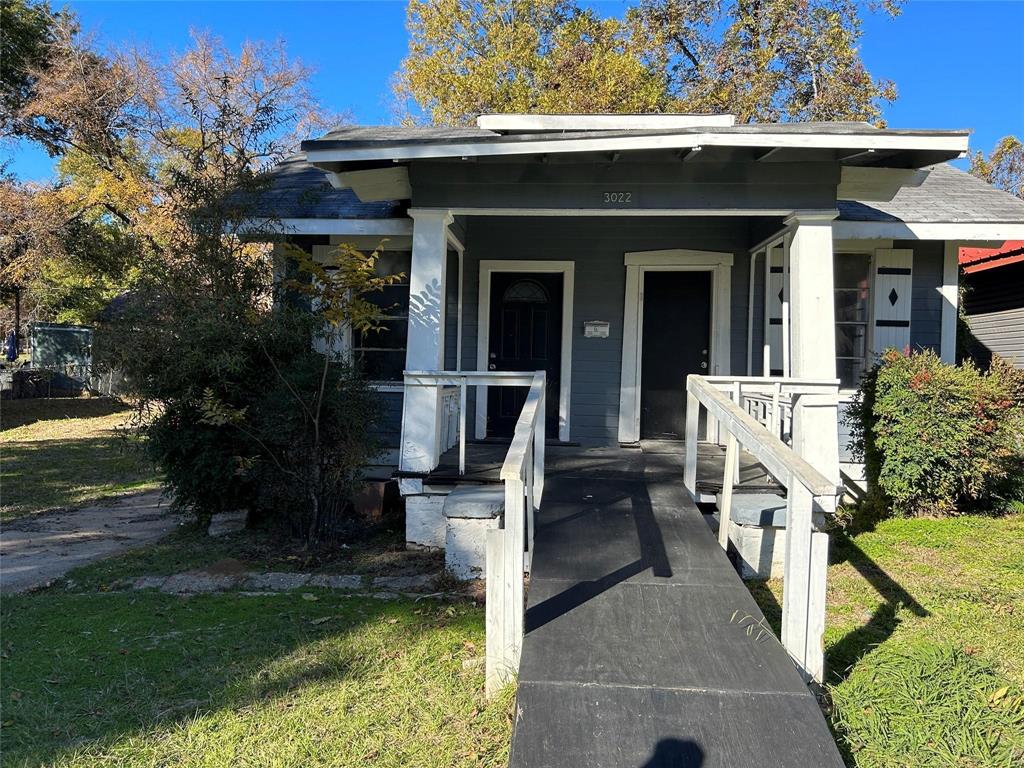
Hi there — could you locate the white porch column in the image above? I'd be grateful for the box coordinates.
[783,211,840,685]
[940,241,960,364]
[400,209,453,473]
[784,211,841,486]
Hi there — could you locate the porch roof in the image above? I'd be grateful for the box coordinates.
[301,119,969,169]
[254,155,1024,240]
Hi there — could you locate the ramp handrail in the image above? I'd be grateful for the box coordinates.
[684,374,841,685]
[403,369,546,696]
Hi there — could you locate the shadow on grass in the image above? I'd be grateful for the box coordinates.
[746,533,929,687]
[0,591,481,765]
[0,397,132,431]
[826,534,929,682]
[0,435,159,518]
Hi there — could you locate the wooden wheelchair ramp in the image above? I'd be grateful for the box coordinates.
[508,447,843,768]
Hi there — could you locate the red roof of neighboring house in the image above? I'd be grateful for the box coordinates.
[959,240,1024,274]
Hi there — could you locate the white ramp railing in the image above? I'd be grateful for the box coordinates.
[684,374,841,684]
[402,370,546,696]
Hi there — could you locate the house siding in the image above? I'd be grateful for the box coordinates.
[459,216,753,446]
[903,240,944,354]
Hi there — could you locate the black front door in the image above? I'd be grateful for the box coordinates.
[487,272,562,438]
[640,271,711,439]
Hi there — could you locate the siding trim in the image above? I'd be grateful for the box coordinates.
[476,260,575,442]
[618,249,734,443]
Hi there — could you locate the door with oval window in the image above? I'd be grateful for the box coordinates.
[487,272,562,438]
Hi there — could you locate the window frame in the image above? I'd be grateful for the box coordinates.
[349,252,412,385]
[833,250,875,392]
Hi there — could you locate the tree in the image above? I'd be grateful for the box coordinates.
[395,0,902,125]
[970,135,1023,200]
[0,0,61,136]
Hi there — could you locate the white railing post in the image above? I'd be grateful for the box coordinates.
[718,433,738,550]
[781,478,815,680]
[504,477,525,664]
[683,386,699,498]
[459,377,467,475]
[532,385,545,510]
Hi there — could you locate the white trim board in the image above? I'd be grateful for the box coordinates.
[832,221,1024,241]
[306,131,967,164]
[476,260,575,442]
[618,249,733,443]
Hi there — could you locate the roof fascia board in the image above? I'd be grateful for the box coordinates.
[832,221,1024,241]
[305,131,968,164]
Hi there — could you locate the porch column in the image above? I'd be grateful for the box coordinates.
[781,212,839,685]
[784,211,840,485]
[400,209,453,473]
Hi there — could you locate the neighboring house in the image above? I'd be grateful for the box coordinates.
[960,240,1024,368]
[251,115,1024,498]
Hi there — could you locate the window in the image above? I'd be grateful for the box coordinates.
[834,253,871,389]
[352,251,411,382]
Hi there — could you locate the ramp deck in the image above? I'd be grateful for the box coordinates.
[507,446,843,768]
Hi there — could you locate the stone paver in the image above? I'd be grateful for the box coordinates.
[308,574,363,589]
[0,491,181,593]
[372,574,435,590]
[244,572,310,591]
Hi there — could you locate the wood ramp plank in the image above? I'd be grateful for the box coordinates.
[508,446,843,768]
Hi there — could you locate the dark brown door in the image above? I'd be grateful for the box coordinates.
[487,272,562,438]
[640,271,711,439]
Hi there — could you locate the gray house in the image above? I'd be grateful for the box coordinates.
[254,114,1024,766]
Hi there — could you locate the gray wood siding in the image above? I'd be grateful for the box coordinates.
[903,240,944,354]
[372,390,403,449]
[966,308,1024,367]
[460,216,753,446]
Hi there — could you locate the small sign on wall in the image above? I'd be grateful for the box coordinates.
[583,320,610,338]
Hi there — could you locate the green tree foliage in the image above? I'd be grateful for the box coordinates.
[396,0,902,125]
[970,135,1023,200]
[847,349,1024,518]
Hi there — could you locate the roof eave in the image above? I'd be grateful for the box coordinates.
[303,131,969,167]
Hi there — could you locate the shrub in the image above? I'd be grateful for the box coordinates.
[847,349,1024,517]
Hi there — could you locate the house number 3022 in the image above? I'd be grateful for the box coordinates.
[602,191,632,204]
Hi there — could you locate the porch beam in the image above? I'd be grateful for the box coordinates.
[399,209,453,473]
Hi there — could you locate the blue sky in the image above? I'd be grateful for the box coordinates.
[5,0,1023,181]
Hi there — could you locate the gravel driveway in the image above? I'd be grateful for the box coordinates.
[1,491,181,593]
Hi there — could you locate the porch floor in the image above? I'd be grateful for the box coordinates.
[426,439,784,498]
[507,446,842,768]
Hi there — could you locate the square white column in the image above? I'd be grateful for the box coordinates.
[400,209,453,473]
[785,212,840,485]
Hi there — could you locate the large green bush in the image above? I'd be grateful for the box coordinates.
[847,349,1024,517]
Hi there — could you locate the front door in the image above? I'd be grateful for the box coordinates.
[640,271,711,439]
[487,272,562,438]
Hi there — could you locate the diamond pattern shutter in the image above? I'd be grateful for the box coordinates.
[871,248,914,355]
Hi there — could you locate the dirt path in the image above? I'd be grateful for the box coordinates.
[0,491,182,593]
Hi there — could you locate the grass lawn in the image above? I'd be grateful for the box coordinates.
[0,398,162,522]
[1,589,511,767]
[748,513,1024,768]
[1,474,492,767]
